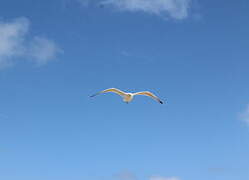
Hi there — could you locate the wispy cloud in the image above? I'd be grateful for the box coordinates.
[149,176,180,180]
[28,36,61,65]
[0,17,61,69]
[240,104,249,126]
[112,172,180,180]
[101,0,191,19]
[77,0,90,6]
[114,171,137,180]
[76,0,192,20]
[0,113,8,119]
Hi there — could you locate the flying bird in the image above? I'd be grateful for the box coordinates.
[90,88,163,104]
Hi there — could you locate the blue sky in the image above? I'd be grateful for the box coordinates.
[0,0,249,180]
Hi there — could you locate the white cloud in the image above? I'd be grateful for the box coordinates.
[101,0,191,19]
[150,176,180,180]
[0,18,28,68]
[240,104,249,126]
[0,17,61,69]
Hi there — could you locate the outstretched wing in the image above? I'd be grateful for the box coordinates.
[90,88,126,98]
[133,91,163,104]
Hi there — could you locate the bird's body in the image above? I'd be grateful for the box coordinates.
[90,88,163,104]
[123,93,134,103]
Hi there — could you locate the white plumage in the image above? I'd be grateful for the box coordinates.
[90,88,163,104]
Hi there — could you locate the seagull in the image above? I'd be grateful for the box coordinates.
[90,88,163,104]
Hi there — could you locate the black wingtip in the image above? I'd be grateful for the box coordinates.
[90,94,97,98]
[159,100,163,104]
[90,93,99,98]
